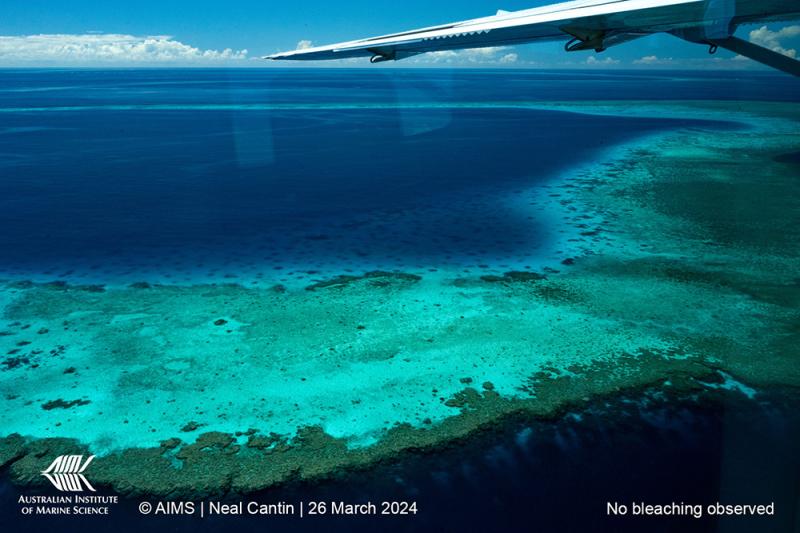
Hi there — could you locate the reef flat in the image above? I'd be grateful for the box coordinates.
[1,100,798,497]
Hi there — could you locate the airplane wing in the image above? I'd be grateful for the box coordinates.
[265,0,800,76]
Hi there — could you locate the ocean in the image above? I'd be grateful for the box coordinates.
[1,69,799,533]
[0,68,786,285]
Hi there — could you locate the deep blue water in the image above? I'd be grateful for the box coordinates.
[2,69,795,285]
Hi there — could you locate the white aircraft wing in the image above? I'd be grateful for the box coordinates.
[266,0,800,76]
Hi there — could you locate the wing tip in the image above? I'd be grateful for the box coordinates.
[263,49,320,61]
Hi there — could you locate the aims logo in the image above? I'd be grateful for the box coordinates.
[41,455,96,492]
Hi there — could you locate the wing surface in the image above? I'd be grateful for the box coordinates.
[265,0,800,76]
[266,0,705,62]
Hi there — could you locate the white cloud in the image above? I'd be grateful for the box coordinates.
[499,53,518,64]
[296,40,313,50]
[413,46,519,65]
[633,55,675,66]
[585,55,620,66]
[634,55,659,65]
[464,47,506,59]
[0,34,248,65]
[749,25,800,58]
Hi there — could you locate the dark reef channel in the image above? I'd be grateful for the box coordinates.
[3,386,798,533]
[774,151,800,165]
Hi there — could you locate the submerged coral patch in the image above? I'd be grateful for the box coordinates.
[480,271,547,284]
[304,271,422,291]
[41,399,91,410]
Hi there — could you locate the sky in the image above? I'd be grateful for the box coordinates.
[0,0,798,68]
